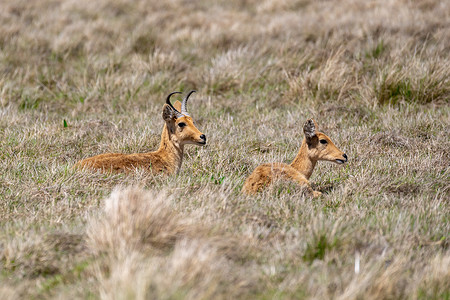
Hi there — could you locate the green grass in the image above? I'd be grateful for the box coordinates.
[0,0,449,299]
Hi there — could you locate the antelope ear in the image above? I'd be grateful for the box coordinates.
[303,119,318,140]
[173,100,182,112]
[162,104,177,122]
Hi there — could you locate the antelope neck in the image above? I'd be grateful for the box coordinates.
[290,139,317,179]
[155,124,184,173]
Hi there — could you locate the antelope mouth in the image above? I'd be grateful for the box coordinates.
[335,159,346,164]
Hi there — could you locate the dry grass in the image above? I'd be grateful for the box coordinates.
[87,187,257,299]
[0,0,449,299]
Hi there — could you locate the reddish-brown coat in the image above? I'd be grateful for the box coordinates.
[74,100,206,174]
[242,119,347,197]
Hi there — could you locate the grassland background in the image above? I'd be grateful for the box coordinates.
[0,0,449,299]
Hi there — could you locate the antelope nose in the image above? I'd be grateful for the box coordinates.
[200,134,206,141]
[343,153,348,161]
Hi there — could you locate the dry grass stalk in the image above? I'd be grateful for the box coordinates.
[0,0,448,298]
[87,186,257,299]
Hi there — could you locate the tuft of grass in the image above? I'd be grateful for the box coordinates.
[366,40,386,59]
[0,0,449,298]
[374,62,449,105]
[86,187,259,299]
[303,234,335,263]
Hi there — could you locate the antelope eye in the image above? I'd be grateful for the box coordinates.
[178,122,186,128]
[319,139,328,144]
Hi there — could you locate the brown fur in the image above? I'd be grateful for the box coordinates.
[74,100,206,174]
[242,119,347,197]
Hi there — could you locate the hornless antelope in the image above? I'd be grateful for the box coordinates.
[74,91,206,174]
[242,119,347,197]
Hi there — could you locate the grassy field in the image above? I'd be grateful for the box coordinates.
[0,0,449,299]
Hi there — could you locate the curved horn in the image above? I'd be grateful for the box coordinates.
[165,91,182,113]
[181,90,196,115]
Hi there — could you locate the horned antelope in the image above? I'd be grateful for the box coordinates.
[242,119,347,197]
[74,90,206,174]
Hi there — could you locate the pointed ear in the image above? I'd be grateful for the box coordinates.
[303,119,318,140]
[173,100,182,112]
[162,104,177,122]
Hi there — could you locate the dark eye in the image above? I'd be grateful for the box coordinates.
[178,122,186,128]
[319,139,328,144]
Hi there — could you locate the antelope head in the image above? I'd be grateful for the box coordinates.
[162,91,206,146]
[303,119,348,164]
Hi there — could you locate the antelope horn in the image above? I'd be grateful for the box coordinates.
[181,90,196,115]
[165,91,183,117]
